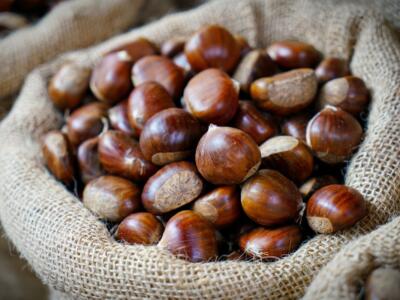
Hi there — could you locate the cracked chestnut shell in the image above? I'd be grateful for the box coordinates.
[306,184,367,233]
[142,161,203,214]
[195,126,261,185]
[77,137,105,184]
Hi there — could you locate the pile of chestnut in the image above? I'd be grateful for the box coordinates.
[42,24,369,263]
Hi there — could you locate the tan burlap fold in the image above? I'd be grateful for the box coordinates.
[0,0,144,99]
[0,0,399,299]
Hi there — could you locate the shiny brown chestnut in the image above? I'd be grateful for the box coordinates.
[250,68,318,116]
[233,49,277,93]
[90,51,133,104]
[241,169,303,226]
[83,175,141,222]
[185,24,241,73]
[161,37,186,58]
[232,101,277,144]
[48,63,91,110]
[108,37,158,62]
[42,130,75,185]
[365,267,400,300]
[315,57,349,83]
[193,186,241,228]
[235,35,252,57]
[183,69,239,125]
[116,212,164,245]
[317,76,369,115]
[281,111,312,142]
[98,130,157,181]
[66,102,108,146]
[299,175,338,199]
[77,137,105,184]
[306,106,363,164]
[132,55,184,99]
[158,210,218,262]
[267,40,321,69]
[139,108,203,166]
[239,225,302,259]
[127,82,175,136]
[108,99,136,136]
[195,126,261,185]
[260,135,314,183]
[142,161,203,214]
[306,184,367,233]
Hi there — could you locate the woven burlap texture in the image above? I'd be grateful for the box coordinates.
[0,0,144,100]
[0,0,399,299]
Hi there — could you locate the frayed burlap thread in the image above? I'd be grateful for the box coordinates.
[0,0,399,299]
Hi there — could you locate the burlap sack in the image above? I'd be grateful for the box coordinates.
[0,0,399,299]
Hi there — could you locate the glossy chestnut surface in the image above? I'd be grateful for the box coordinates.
[306,106,363,164]
[281,111,311,142]
[193,186,241,228]
[306,184,367,233]
[195,126,261,185]
[183,68,239,125]
[315,57,349,83]
[66,102,108,146]
[132,55,185,99]
[250,68,318,116]
[267,40,321,69]
[83,175,141,222]
[42,130,75,185]
[317,76,369,115]
[108,37,158,63]
[260,135,314,183]
[127,82,175,135]
[185,24,241,73]
[139,108,203,165]
[98,130,157,181]
[142,161,203,214]
[158,210,218,262]
[90,51,133,104]
[48,63,91,110]
[241,169,303,226]
[299,175,338,199]
[239,225,302,259]
[365,267,400,300]
[233,49,277,93]
[116,212,164,245]
[77,137,105,184]
[161,37,186,58]
[108,99,136,136]
[232,101,277,144]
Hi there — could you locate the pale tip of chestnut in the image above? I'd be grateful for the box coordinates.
[260,135,299,157]
[232,79,240,94]
[116,50,133,62]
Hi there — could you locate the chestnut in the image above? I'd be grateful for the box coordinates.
[250,68,318,116]
[193,186,241,228]
[306,184,367,233]
[299,175,338,199]
[108,99,136,136]
[281,111,312,142]
[365,267,400,300]
[233,49,277,93]
[77,137,105,184]
[116,212,164,245]
[306,106,363,164]
[195,126,261,185]
[48,63,91,110]
[132,55,184,99]
[235,35,252,57]
[185,24,241,73]
[161,37,186,58]
[239,225,302,259]
[315,57,349,83]
[127,82,175,136]
[108,37,158,63]
[42,130,75,185]
[241,169,303,226]
[259,135,314,183]
[158,210,218,262]
[98,130,157,181]
[142,161,203,214]
[90,51,133,104]
[267,40,321,69]
[232,101,277,144]
[66,102,108,146]
[183,69,239,125]
[317,76,369,115]
[83,175,141,222]
[139,108,203,166]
